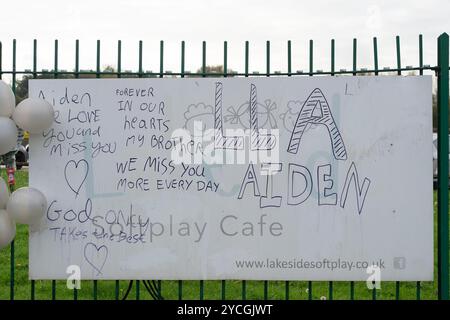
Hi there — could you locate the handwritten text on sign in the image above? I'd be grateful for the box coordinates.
[29,77,433,281]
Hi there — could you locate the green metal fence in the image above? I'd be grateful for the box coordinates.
[0,33,449,300]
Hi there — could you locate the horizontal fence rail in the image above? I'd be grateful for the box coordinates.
[0,34,449,300]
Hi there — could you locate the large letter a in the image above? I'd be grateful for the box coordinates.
[287,88,347,160]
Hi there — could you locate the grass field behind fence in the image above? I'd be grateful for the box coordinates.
[0,170,443,300]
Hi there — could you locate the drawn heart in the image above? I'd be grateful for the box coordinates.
[64,159,89,197]
[84,242,108,276]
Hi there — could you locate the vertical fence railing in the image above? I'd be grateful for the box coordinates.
[437,32,449,301]
[0,34,449,300]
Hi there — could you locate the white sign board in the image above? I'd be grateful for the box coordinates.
[29,77,433,281]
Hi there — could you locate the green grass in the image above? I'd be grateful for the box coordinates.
[0,170,442,300]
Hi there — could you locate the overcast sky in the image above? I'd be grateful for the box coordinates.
[0,0,448,78]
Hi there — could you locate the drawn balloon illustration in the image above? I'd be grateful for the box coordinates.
[183,102,214,137]
[225,98,278,129]
[279,100,304,132]
[0,79,54,249]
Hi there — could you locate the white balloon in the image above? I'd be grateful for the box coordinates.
[0,117,18,155]
[0,209,16,250]
[7,187,47,225]
[0,80,15,118]
[13,98,54,134]
[0,177,9,209]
